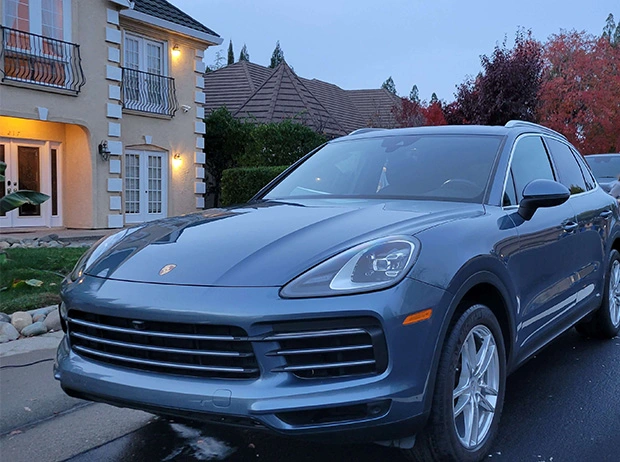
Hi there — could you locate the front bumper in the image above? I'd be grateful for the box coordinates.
[54,275,448,442]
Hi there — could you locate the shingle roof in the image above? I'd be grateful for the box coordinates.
[235,64,345,136]
[204,61,273,114]
[132,0,219,37]
[203,61,399,136]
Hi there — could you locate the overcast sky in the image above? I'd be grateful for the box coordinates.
[169,0,618,102]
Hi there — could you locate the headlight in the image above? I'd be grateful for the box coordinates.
[67,227,139,281]
[280,236,419,298]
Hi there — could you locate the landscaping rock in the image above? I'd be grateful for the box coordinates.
[10,243,24,248]
[21,321,48,337]
[0,334,10,343]
[11,311,33,332]
[0,312,10,323]
[0,322,20,341]
[28,306,56,318]
[33,314,46,323]
[39,234,59,242]
[47,241,62,248]
[0,237,20,245]
[44,310,62,332]
[0,241,10,250]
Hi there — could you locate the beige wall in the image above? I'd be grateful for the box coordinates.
[0,0,217,228]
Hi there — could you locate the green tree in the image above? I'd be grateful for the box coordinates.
[203,108,250,206]
[205,50,226,73]
[239,43,250,62]
[227,40,234,65]
[430,92,439,104]
[409,84,420,103]
[0,161,49,213]
[269,41,285,68]
[382,76,397,95]
[240,120,326,167]
[603,13,616,42]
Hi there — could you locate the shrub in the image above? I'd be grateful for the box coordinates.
[220,166,288,206]
[240,120,327,167]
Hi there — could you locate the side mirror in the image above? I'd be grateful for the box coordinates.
[518,179,570,220]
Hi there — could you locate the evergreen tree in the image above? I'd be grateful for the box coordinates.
[382,76,397,95]
[227,40,234,65]
[239,43,250,62]
[603,13,616,41]
[269,41,285,68]
[409,84,420,103]
[430,93,439,104]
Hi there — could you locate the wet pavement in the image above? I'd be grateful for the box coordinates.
[51,329,620,462]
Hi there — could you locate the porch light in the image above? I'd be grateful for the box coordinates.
[172,45,181,58]
[98,141,111,161]
[172,153,182,169]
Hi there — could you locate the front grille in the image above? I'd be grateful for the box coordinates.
[265,318,388,379]
[67,310,259,379]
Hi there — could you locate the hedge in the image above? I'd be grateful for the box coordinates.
[220,166,288,206]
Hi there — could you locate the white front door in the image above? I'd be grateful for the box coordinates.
[0,139,62,228]
[124,150,168,224]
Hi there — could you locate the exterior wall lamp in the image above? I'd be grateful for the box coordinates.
[172,152,182,169]
[98,141,111,161]
[172,45,181,58]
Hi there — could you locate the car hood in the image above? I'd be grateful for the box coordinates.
[85,199,483,287]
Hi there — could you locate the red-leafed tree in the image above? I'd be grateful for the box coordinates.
[422,101,447,126]
[453,30,543,125]
[537,31,620,154]
[393,97,425,127]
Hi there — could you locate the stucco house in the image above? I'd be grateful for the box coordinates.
[0,0,221,230]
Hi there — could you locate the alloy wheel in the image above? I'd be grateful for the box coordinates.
[609,259,620,328]
[453,325,500,449]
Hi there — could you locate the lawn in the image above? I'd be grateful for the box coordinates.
[0,247,87,315]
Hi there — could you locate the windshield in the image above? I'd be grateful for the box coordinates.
[263,134,503,203]
[585,155,620,181]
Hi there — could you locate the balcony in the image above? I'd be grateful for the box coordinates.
[0,26,85,93]
[121,67,178,117]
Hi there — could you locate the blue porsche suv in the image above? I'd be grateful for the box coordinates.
[55,121,620,461]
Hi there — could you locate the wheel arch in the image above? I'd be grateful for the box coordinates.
[423,270,517,414]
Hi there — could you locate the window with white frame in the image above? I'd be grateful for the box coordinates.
[123,33,174,115]
[2,0,80,90]
[3,0,71,40]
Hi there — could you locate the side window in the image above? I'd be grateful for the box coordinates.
[545,138,587,195]
[503,170,517,206]
[508,136,555,204]
[571,147,596,191]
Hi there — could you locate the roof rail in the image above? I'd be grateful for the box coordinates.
[505,120,567,141]
[348,128,386,136]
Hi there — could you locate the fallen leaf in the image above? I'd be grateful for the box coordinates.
[25,279,44,287]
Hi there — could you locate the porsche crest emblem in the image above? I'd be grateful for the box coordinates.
[159,264,177,276]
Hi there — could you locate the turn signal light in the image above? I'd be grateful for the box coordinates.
[403,309,433,325]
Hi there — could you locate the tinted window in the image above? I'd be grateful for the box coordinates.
[571,148,596,191]
[545,138,587,195]
[264,135,503,203]
[509,136,555,204]
[585,155,620,183]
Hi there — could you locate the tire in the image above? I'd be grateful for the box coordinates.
[404,304,506,462]
[575,249,620,339]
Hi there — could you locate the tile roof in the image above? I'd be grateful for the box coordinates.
[132,0,220,37]
[235,64,345,136]
[203,62,399,136]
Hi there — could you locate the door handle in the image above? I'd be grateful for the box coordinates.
[563,222,578,232]
[600,210,613,218]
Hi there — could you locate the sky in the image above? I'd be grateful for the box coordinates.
[169,0,618,103]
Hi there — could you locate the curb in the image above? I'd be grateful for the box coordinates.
[0,331,64,358]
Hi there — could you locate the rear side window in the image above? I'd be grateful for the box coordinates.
[571,148,596,191]
[545,138,587,195]
[507,136,555,204]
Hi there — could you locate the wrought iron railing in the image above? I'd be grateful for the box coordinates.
[121,67,178,117]
[0,26,85,93]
